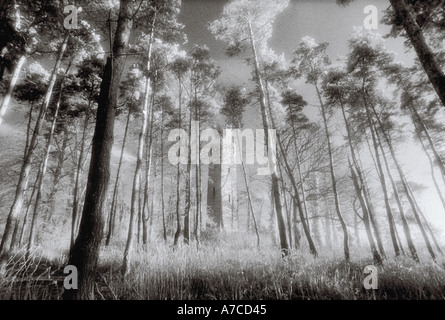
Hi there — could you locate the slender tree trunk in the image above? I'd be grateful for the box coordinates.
[26,78,64,258]
[275,133,317,256]
[292,200,301,249]
[63,0,133,299]
[0,54,26,127]
[70,102,91,250]
[265,84,315,256]
[105,109,131,246]
[0,34,69,255]
[290,119,310,233]
[247,20,288,255]
[122,14,156,275]
[183,105,192,245]
[389,0,445,107]
[367,123,400,256]
[369,96,436,261]
[142,93,155,245]
[408,102,445,187]
[12,103,35,249]
[281,181,292,249]
[315,84,349,262]
[406,181,443,255]
[376,126,419,262]
[361,121,400,256]
[193,102,200,246]
[160,103,167,243]
[19,167,40,247]
[353,207,360,246]
[47,126,69,221]
[349,159,382,265]
[235,129,260,248]
[173,77,183,246]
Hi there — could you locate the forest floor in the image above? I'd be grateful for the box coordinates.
[1,232,445,300]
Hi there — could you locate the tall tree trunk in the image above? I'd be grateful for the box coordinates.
[0,33,69,255]
[173,77,183,246]
[349,159,382,265]
[13,101,36,249]
[406,181,443,255]
[357,153,386,259]
[70,102,92,250]
[122,13,156,275]
[389,0,445,108]
[19,167,40,247]
[142,93,155,245]
[160,103,167,243]
[290,119,310,233]
[281,181,292,249]
[247,20,288,255]
[105,109,131,246]
[235,130,260,248]
[369,97,436,261]
[0,54,26,127]
[353,206,360,246]
[292,200,301,249]
[26,77,64,258]
[367,123,399,256]
[47,126,69,221]
[315,84,349,262]
[376,125,419,262]
[63,0,133,299]
[183,106,192,245]
[193,101,200,246]
[408,101,445,186]
[275,133,317,256]
[265,86,315,256]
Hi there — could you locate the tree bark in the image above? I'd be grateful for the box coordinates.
[63,0,133,299]
[389,0,445,108]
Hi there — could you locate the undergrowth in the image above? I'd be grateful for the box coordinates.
[1,232,445,300]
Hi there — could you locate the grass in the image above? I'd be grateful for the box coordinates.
[1,232,445,300]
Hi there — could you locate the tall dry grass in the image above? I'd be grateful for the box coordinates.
[1,232,445,300]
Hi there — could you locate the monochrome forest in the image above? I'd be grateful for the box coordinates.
[1,0,445,301]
